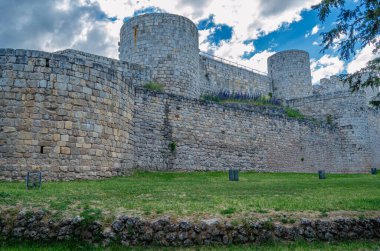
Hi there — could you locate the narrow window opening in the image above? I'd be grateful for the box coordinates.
[133,26,138,48]
[46,59,50,67]
[40,146,44,154]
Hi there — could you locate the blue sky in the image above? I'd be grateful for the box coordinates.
[0,0,375,84]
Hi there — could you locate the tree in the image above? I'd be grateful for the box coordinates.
[313,0,380,106]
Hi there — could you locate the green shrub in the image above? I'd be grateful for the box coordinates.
[143,82,164,92]
[220,207,236,215]
[0,192,10,198]
[202,94,221,103]
[326,114,333,125]
[285,107,305,119]
[263,220,275,230]
[169,141,177,152]
[320,210,329,217]
[257,209,268,214]
[80,206,102,225]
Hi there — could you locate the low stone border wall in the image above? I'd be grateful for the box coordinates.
[1,210,379,246]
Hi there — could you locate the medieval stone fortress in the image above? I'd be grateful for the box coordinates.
[0,13,379,180]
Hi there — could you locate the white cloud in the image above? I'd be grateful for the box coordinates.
[347,43,379,74]
[0,0,118,57]
[329,33,348,52]
[241,50,275,73]
[96,0,320,70]
[310,55,345,84]
[0,0,321,66]
[311,25,319,35]
[305,25,319,38]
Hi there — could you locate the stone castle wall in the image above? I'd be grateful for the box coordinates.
[287,91,375,170]
[368,110,380,168]
[1,47,379,180]
[55,49,152,82]
[268,50,312,100]
[0,49,147,180]
[199,55,272,95]
[119,13,200,98]
[133,89,365,173]
[1,13,379,180]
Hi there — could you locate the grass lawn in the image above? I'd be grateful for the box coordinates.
[0,171,379,221]
[2,240,380,251]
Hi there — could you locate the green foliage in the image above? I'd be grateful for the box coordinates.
[262,220,275,230]
[79,205,102,225]
[257,209,269,214]
[0,191,10,198]
[320,210,329,218]
[201,94,281,107]
[155,208,163,214]
[220,207,236,215]
[339,58,380,106]
[202,94,221,103]
[326,114,334,125]
[280,218,288,224]
[143,82,164,92]
[313,0,379,60]
[313,0,380,106]
[24,211,34,220]
[285,107,305,119]
[169,141,177,152]
[358,214,366,220]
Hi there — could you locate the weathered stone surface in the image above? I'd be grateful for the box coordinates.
[120,13,200,98]
[0,12,379,181]
[268,50,313,100]
[1,211,380,246]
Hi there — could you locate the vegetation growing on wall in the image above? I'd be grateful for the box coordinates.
[326,114,333,125]
[169,141,177,152]
[201,91,282,107]
[201,92,315,121]
[285,107,306,119]
[144,82,164,92]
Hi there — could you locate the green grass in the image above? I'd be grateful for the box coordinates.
[1,240,380,251]
[202,95,280,107]
[284,107,305,119]
[143,82,164,92]
[201,95,316,122]
[0,172,379,220]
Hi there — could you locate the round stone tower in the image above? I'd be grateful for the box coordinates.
[119,13,200,98]
[267,50,312,100]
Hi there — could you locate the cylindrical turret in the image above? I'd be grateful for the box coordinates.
[119,13,200,98]
[267,50,312,100]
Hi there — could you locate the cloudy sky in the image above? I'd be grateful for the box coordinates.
[0,0,376,84]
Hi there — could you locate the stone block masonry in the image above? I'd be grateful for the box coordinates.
[287,91,378,170]
[0,49,148,180]
[268,50,313,100]
[119,13,200,98]
[0,12,379,180]
[199,55,272,95]
[133,89,369,173]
